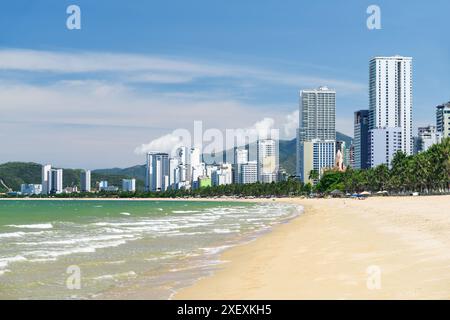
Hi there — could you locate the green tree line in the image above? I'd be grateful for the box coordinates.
[316,138,450,194]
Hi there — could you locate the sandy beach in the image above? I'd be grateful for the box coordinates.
[175,195,450,299]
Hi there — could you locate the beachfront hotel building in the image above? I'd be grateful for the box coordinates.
[41,164,63,194]
[145,152,169,192]
[240,161,258,184]
[122,179,136,192]
[49,169,63,194]
[211,163,233,186]
[296,86,336,182]
[353,110,370,169]
[417,126,442,153]
[80,170,91,192]
[369,56,413,167]
[41,164,52,195]
[233,147,249,184]
[299,139,335,184]
[257,139,279,183]
[370,127,403,167]
[436,102,450,138]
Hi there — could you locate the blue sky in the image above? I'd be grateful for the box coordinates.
[0,0,449,168]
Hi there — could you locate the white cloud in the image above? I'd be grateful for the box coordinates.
[283,110,299,138]
[0,48,365,94]
[134,133,185,155]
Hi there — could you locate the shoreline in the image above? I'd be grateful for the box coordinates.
[174,195,450,299]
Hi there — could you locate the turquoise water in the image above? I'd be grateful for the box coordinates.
[0,200,301,299]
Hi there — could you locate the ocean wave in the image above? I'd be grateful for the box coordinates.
[5,223,53,229]
[119,212,131,216]
[92,271,137,281]
[17,234,138,246]
[0,231,27,238]
[27,239,130,259]
[0,255,27,271]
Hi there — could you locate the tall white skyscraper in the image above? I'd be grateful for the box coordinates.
[297,87,336,181]
[41,164,52,195]
[257,139,278,183]
[369,56,413,167]
[145,152,169,192]
[80,170,91,192]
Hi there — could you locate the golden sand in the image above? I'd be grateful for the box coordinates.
[175,196,450,299]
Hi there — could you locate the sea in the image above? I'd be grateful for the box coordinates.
[0,199,302,299]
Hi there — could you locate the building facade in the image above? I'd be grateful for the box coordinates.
[436,102,450,138]
[145,152,169,192]
[41,164,52,195]
[122,179,136,192]
[49,169,63,194]
[257,139,278,183]
[353,110,370,169]
[20,184,42,195]
[370,128,402,167]
[233,147,249,184]
[417,125,442,152]
[240,161,258,184]
[369,56,413,166]
[297,86,336,181]
[80,170,91,192]
[299,140,335,184]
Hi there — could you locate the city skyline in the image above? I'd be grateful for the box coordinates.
[1,1,449,168]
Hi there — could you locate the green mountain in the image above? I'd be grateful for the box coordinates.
[0,132,353,191]
[0,162,144,192]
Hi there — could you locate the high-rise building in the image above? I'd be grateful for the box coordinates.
[211,163,233,186]
[99,180,108,191]
[233,147,249,184]
[145,152,169,192]
[122,179,136,192]
[349,144,355,168]
[240,161,258,184]
[49,169,63,194]
[353,110,370,169]
[417,126,442,152]
[297,87,336,181]
[436,102,450,138]
[299,140,335,184]
[80,170,91,192]
[370,127,402,166]
[169,157,180,189]
[298,86,336,143]
[41,164,52,195]
[189,147,205,189]
[257,139,278,183]
[369,56,413,167]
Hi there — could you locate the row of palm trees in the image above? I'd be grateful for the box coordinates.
[316,137,450,194]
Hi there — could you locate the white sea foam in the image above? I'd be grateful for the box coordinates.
[172,210,200,214]
[119,212,131,216]
[93,271,137,281]
[5,223,53,229]
[0,231,26,238]
[213,228,233,234]
[0,255,27,271]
